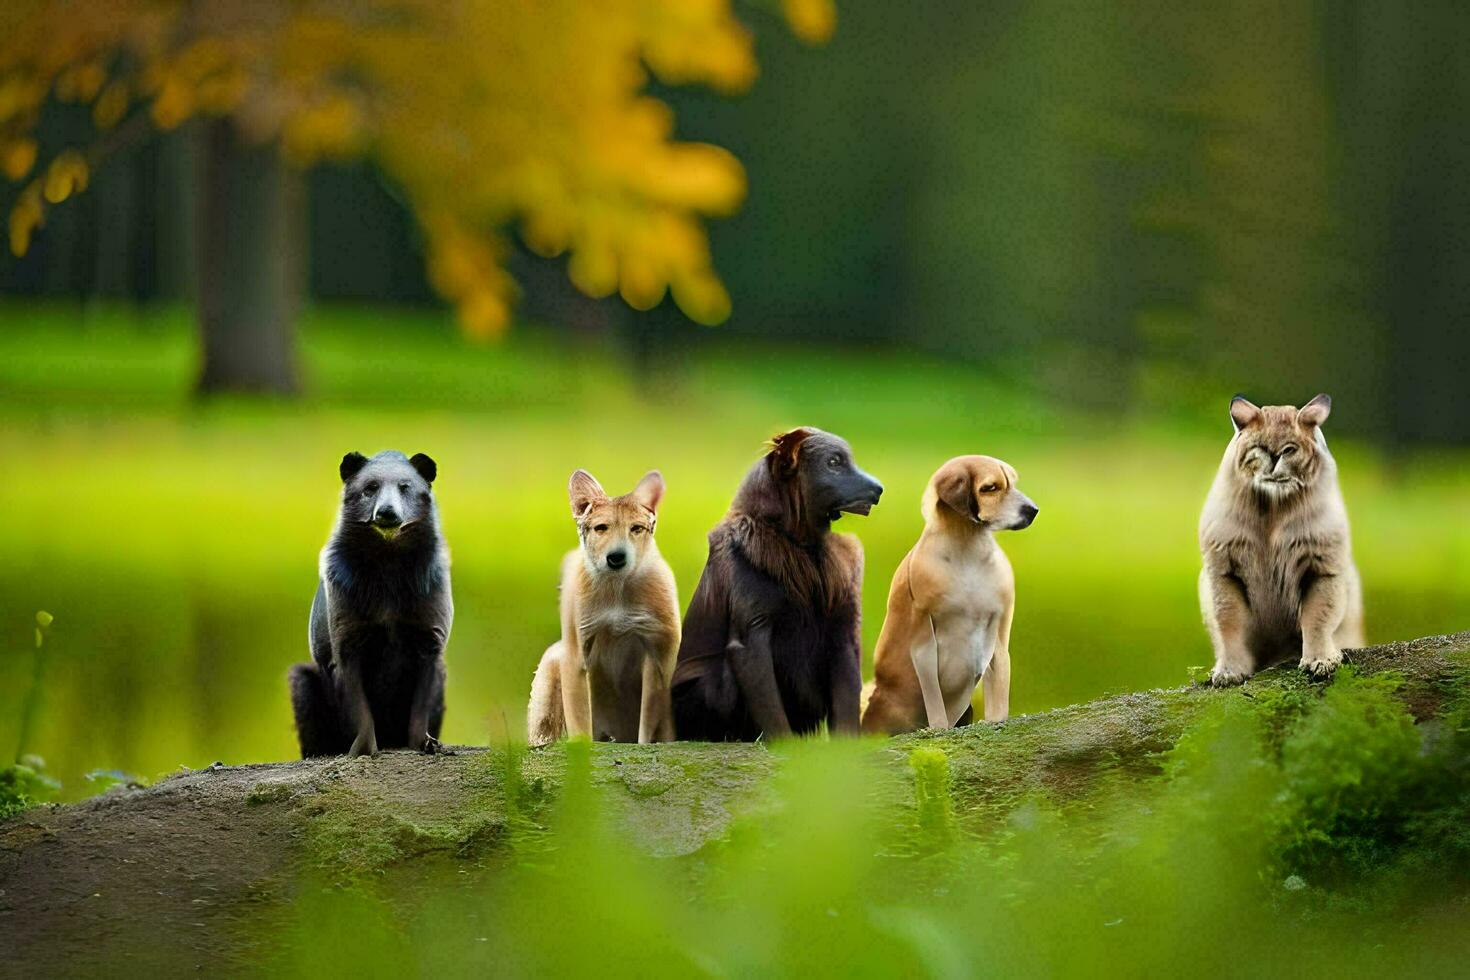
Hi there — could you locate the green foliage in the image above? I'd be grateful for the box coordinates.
[907,747,955,851]
[1273,669,1423,880]
[256,668,1470,975]
[0,754,59,819]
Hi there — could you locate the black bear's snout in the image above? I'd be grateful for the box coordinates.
[374,506,401,528]
[606,550,628,570]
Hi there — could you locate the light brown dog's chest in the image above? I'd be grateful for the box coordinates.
[929,558,1005,688]
[578,602,663,668]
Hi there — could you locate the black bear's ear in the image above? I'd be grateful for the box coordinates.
[340,452,369,483]
[410,453,437,485]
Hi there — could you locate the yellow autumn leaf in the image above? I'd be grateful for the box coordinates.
[281,95,364,166]
[568,241,619,299]
[1,139,37,181]
[192,66,249,115]
[619,251,667,311]
[671,269,733,325]
[9,183,43,256]
[150,77,194,130]
[92,82,129,129]
[43,151,89,204]
[782,0,837,44]
[640,144,746,214]
[55,61,107,102]
[458,289,510,340]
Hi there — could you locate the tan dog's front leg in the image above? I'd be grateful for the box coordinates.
[1299,573,1346,678]
[638,652,673,744]
[982,606,1013,723]
[910,616,949,729]
[1201,568,1254,686]
[560,632,593,738]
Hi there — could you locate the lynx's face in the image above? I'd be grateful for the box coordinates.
[1229,394,1332,501]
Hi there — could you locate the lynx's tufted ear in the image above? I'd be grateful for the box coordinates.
[340,452,369,483]
[409,453,437,484]
[568,469,607,520]
[768,427,817,477]
[1229,396,1262,432]
[1297,393,1332,428]
[632,470,665,515]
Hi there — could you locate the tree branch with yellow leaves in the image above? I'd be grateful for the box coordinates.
[0,0,836,339]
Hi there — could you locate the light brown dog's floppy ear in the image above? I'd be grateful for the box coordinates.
[632,470,665,515]
[568,469,606,520]
[1229,395,1262,432]
[1297,393,1332,428]
[936,463,978,522]
[769,427,816,477]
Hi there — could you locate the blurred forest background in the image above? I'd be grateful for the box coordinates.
[5,0,1467,444]
[1,0,1467,799]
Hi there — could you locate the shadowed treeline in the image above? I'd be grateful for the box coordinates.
[3,1,1467,445]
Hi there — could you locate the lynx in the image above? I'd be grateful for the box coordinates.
[1198,394,1364,685]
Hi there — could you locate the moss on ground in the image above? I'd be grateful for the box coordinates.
[886,638,1470,834]
[299,752,514,882]
[282,633,1470,886]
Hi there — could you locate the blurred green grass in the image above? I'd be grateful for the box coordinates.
[1,302,1466,798]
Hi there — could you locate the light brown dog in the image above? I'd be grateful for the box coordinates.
[862,455,1037,735]
[1199,394,1363,685]
[527,469,680,745]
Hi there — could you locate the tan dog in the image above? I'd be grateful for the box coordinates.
[1199,394,1364,685]
[862,456,1037,735]
[527,470,680,745]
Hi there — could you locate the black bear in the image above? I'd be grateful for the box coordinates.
[288,450,453,757]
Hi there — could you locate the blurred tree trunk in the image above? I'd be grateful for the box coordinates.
[196,117,301,395]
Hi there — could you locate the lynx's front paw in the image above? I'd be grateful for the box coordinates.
[1299,645,1343,679]
[1210,665,1251,687]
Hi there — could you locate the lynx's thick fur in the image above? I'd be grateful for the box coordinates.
[1198,394,1363,686]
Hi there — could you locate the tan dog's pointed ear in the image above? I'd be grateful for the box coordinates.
[936,464,978,522]
[568,469,606,520]
[1298,393,1332,428]
[768,427,816,477]
[1229,395,1262,432]
[632,470,665,515]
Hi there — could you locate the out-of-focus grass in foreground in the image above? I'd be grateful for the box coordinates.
[264,668,1470,977]
[0,303,1466,798]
